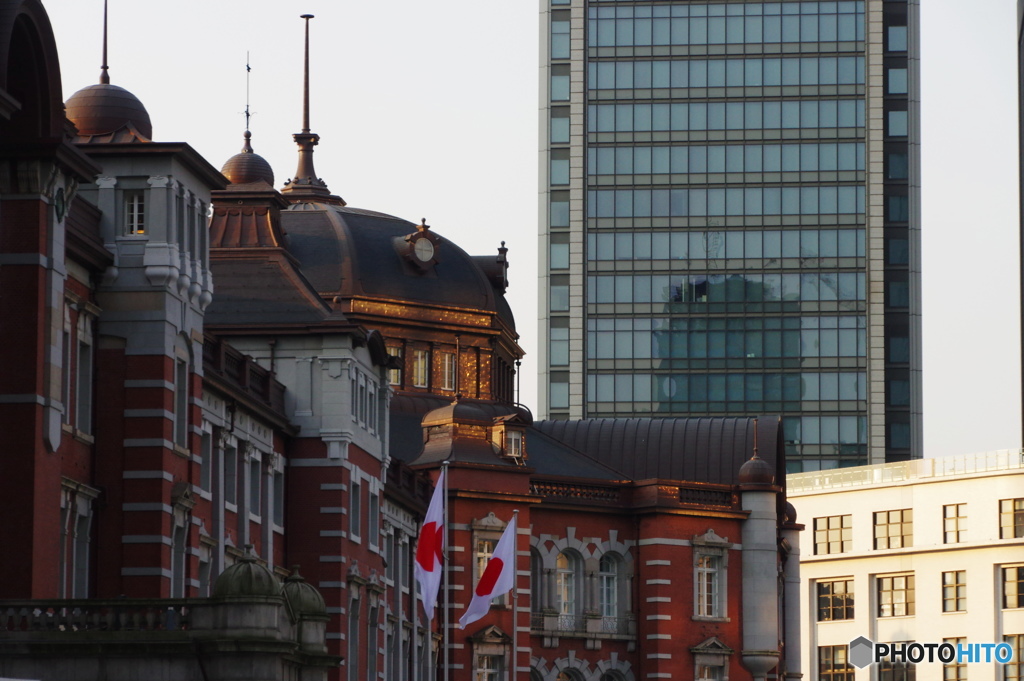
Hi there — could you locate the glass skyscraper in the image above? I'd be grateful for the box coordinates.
[538,0,920,471]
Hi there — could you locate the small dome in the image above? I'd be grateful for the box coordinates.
[784,501,798,523]
[65,83,152,139]
[222,131,275,186]
[738,454,775,486]
[212,549,281,598]
[283,566,327,617]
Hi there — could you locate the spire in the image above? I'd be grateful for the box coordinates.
[282,14,344,204]
[99,0,109,84]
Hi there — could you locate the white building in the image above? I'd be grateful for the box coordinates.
[788,451,1024,680]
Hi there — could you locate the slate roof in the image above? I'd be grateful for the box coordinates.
[532,416,783,487]
[281,202,516,328]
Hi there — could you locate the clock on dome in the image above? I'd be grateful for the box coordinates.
[403,218,440,271]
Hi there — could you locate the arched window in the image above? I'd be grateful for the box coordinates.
[558,669,585,681]
[600,672,626,681]
[555,550,582,631]
[530,670,544,681]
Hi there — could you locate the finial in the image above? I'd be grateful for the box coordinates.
[99,0,109,84]
[418,218,430,232]
[752,417,759,459]
[242,130,253,153]
[301,14,314,134]
[282,13,343,203]
[244,51,252,132]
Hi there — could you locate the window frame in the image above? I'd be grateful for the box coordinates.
[877,573,915,618]
[942,570,966,613]
[412,349,430,388]
[123,190,146,236]
[440,351,457,391]
[873,508,913,550]
[816,578,854,622]
[555,550,583,631]
[813,514,852,555]
[1004,565,1024,609]
[943,503,966,544]
[1001,498,1024,539]
[818,644,853,681]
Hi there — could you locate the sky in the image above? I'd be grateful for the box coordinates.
[44,0,1022,460]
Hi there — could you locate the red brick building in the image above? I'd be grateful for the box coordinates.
[0,3,802,681]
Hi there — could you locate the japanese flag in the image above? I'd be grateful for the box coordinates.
[458,514,517,629]
[414,468,446,621]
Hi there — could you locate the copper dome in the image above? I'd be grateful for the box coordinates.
[738,453,775,486]
[65,83,152,139]
[221,131,275,186]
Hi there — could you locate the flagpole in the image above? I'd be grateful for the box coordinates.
[442,461,450,681]
[510,509,519,681]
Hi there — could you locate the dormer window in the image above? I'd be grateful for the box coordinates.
[507,430,524,462]
[124,191,145,235]
[492,416,528,465]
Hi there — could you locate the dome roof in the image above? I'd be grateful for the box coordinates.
[279,203,515,328]
[283,567,327,617]
[221,131,275,186]
[65,83,152,140]
[212,549,281,598]
[738,453,775,486]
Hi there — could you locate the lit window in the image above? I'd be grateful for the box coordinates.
[556,551,581,630]
[818,645,853,681]
[943,637,966,681]
[1001,499,1024,539]
[695,554,721,618]
[440,352,457,391]
[874,509,913,550]
[413,349,430,388]
[814,515,852,554]
[387,346,402,386]
[1004,566,1024,609]
[942,570,966,612]
[125,191,145,235]
[878,573,915,617]
[817,578,854,621]
[943,504,966,544]
[506,429,524,462]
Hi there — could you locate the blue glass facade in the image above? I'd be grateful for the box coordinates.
[540,0,920,471]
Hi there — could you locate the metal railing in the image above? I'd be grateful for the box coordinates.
[0,599,191,633]
[787,449,1024,493]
